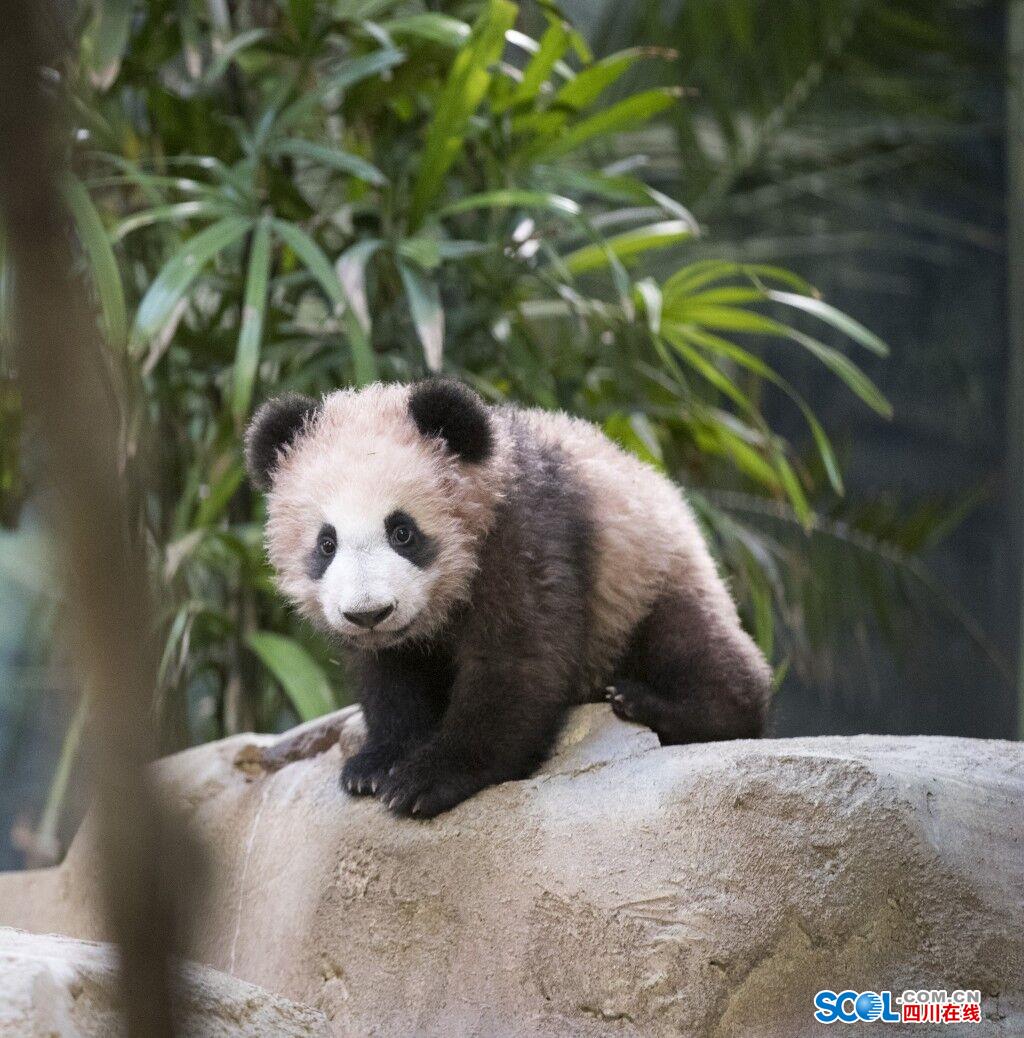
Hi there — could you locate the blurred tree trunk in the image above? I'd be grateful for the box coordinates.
[0,4,188,1034]
[1009,1,1024,740]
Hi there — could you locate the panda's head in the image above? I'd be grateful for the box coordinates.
[245,381,502,649]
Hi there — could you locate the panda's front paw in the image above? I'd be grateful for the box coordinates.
[377,748,479,819]
[341,742,405,797]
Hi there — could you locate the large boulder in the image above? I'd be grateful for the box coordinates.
[0,705,1021,1036]
[0,926,330,1036]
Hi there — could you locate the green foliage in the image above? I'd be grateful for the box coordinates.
[7,0,919,747]
[594,0,988,258]
[582,0,1006,694]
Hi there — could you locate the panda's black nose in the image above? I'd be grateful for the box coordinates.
[344,604,395,629]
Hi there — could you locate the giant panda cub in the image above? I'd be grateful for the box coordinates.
[246,380,770,818]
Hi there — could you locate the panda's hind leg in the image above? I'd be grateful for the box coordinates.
[608,590,770,744]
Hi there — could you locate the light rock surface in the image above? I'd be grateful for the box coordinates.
[0,925,330,1036]
[0,705,1021,1037]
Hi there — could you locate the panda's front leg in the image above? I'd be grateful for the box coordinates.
[341,646,449,797]
[378,654,568,818]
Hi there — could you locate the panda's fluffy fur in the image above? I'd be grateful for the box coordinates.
[246,380,770,817]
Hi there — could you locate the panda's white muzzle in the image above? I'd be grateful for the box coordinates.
[318,536,429,640]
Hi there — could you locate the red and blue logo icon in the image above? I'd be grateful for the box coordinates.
[814,991,900,1024]
[814,989,982,1025]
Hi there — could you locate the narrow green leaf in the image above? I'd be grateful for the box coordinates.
[679,326,844,494]
[379,14,470,47]
[662,260,815,301]
[692,419,781,490]
[163,155,254,199]
[503,17,570,109]
[512,49,675,138]
[773,453,812,527]
[398,236,442,270]
[36,693,89,859]
[203,29,270,85]
[749,577,775,661]
[664,328,758,414]
[603,412,663,468]
[82,0,132,90]
[335,238,383,335]
[634,278,662,335]
[662,260,744,300]
[786,329,893,417]
[562,220,692,274]
[178,0,203,78]
[674,305,783,335]
[335,0,406,20]
[667,287,765,308]
[804,409,844,496]
[246,631,336,721]
[131,216,251,355]
[439,189,581,218]
[409,0,517,229]
[194,462,245,527]
[114,200,232,240]
[86,171,221,200]
[268,138,388,186]
[664,326,814,521]
[61,175,127,351]
[272,219,377,384]
[738,265,817,295]
[436,240,492,260]
[232,218,273,425]
[275,48,406,134]
[528,89,680,160]
[535,166,650,205]
[502,29,575,82]
[642,186,700,233]
[685,325,842,494]
[677,326,776,379]
[556,47,670,111]
[767,290,890,356]
[271,223,344,308]
[397,258,444,371]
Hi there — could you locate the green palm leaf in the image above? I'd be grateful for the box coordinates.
[397,258,444,371]
[268,139,387,187]
[275,48,406,135]
[62,175,127,351]
[562,220,693,274]
[271,219,377,385]
[524,88,680,160]
[409,0,517,229]
[131,216,252,356]
[379,14,470,47]
[246,631,336,721]
[232,218,272,426]
[440,189,581,218]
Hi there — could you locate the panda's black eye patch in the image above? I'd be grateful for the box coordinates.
[385,511,437,569]
[307,523,337,580]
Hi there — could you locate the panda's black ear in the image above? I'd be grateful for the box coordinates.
[409,379,492,464]
[244,394,320,491]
